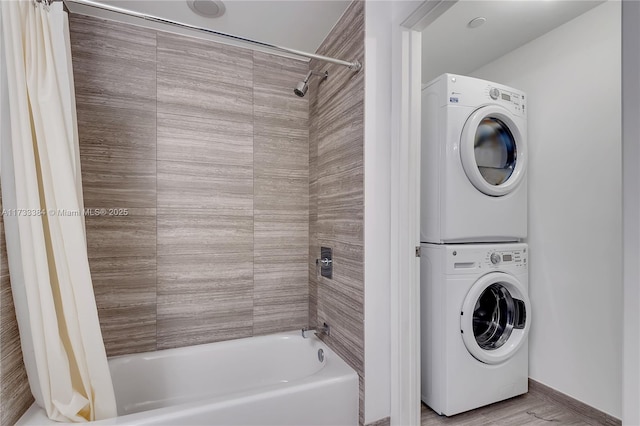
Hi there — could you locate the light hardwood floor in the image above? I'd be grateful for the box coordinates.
[421,393,607,426]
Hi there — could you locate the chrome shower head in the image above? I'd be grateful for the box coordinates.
[294,81,308,97]
[293,70,328,98]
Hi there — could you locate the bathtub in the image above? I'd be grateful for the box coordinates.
[17,331,359,425]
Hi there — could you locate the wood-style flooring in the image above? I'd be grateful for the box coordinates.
[421,392,609,426]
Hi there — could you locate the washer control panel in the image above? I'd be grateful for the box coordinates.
[484,248,526,269]
[446,243,528,274]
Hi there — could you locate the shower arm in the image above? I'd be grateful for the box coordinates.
[303,70,329,83]
[51,0,363,72]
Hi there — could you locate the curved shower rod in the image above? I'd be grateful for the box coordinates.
[56,0,363,71]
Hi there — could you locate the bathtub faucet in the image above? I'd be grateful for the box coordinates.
[302,322,331,338]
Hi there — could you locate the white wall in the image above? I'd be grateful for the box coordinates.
[622,1,640,423]
[472,2,622,417]
[363,1,392,423]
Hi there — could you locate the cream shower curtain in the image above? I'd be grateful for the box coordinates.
[0,0,116,422]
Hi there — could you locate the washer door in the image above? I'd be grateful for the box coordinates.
[460,105,526,197]
[460,272,530,364]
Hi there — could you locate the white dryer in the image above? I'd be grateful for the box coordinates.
[421,74,527,243]
[420,243,530,416]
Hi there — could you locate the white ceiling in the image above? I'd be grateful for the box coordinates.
[422,0,605,83]
[67,0,350,56]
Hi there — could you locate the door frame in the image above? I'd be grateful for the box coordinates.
[622,1,640,423]
[389,1,456,424]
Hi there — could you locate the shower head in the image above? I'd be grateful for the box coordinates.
[294,81,308,97]
[294,70,328,97]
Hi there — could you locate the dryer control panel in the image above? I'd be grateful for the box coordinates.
[432,73,527,117]
[484,84,525,115]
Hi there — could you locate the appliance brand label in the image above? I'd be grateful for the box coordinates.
[449,97,459,103]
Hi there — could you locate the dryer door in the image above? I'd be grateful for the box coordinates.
[460,105,526,197]
[460,272,530,364]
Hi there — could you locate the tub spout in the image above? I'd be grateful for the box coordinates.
[302,323,331,338]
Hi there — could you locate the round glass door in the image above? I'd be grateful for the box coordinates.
[473,283,517,350]
[474,118,517,186]
[461,272,530,364]
[460,106,526,197]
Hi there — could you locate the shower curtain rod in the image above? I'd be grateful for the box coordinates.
[51,0,362,71]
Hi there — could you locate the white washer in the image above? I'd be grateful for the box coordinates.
[421,74,527,243]
[420,243,530,416]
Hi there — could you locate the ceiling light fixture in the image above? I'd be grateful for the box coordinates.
[186,0,226,18]
[467,17,487,29]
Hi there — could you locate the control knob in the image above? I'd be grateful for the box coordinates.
[490,253,501,264]
[489,87,500,100]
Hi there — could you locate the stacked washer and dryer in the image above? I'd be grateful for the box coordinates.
[420,74,531,416]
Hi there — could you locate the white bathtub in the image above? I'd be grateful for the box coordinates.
[17,331,359,425]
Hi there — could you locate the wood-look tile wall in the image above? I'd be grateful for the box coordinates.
[71,15,159,355]
[155,32,256,349]
[308,1,366,424]
[0,186,34,426]
[253,52,311,334]
[69,14,309,355]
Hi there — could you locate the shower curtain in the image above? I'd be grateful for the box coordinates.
[1,0,117,422]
